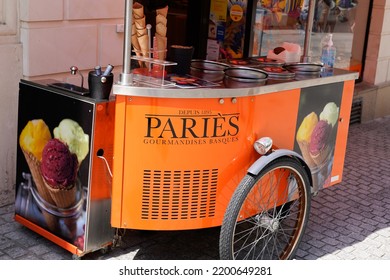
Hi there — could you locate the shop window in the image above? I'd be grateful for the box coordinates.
[255,0,370,76]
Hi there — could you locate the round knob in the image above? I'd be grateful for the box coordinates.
[70,66,78,75]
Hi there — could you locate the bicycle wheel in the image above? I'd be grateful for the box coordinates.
[219,157,311,260]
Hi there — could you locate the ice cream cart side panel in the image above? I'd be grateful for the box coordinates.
[251,88,301,150]
[86,100,115,252]
[111,95,128,228]
[293,80,355,192]
[330,80,355,186]
[15,80,114,256]
[111,88,304,230]
[16,81,93,252]
[89,102,115,201]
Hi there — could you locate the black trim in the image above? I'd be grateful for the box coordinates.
[358,0,373,83]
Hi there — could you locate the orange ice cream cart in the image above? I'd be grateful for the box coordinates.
[14,0,359,260]
[108,0,358,260]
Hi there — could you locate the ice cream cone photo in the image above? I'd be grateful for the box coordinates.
[39,118,89,209]
[19,119,59,231]
[19,120,54,204]
[21,150,55,205]
[309,119,333,167]
[296,112,318,169]
[308,102,340,166]
[21,149,59,231]
[320,102,339,127]
[311,145,331,166]
[40,137,81,240]
[41,138,79,209]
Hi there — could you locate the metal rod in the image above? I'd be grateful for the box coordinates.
[147,24,152,72]
[302,0,316,62]
[119,0,134,85]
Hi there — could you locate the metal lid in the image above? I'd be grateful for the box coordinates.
[284,62,323,73]
[190,59,230,73]
[224,67,268,83]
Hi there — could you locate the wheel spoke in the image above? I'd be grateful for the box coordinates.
[220,158,311,260]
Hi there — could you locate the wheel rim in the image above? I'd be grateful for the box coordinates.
[231,165,308,260]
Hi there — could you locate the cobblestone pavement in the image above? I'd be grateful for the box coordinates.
[1,116,390,260]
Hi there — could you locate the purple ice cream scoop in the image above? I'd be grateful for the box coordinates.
[41,138,78,189]
[309,120,332,156]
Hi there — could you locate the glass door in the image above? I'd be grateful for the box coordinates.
[255,0,370,76]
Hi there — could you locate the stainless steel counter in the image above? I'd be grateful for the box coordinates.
[113,68,359,99]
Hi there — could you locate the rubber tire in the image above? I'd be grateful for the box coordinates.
[219,157,311,260]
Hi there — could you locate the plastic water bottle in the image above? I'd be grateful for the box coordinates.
[321,34,336,68]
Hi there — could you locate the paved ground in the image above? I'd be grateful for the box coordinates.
[1,116,390,260]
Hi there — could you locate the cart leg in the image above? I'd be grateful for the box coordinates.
[100,245,111,255]
[219,157,311,260]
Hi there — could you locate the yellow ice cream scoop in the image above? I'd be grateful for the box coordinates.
[54,119,89,164]
[320,102,339,127]
[19,119,52,161]
[296,112,318,142]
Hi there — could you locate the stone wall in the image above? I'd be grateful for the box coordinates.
[0,0,125,207]
[364,0,390,85]
[20,0,125,81]
[0,0,22,206]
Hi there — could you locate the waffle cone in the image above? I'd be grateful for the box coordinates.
[44,181,79,240]
[136,28,147,37]
[156,22,167,37]
[22,150,54,204]
[45,181,78,209]
[134,16,146,30]
[310,145,331,167]
[297,141,316,169]
[132,2,144,19]
[156,14,167,26]
[138,34,150,58]
[131,24,142,56]
[157,5,168,18]
[131,22,136,36]
[155,35,167,60]
[21,149,58,231]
